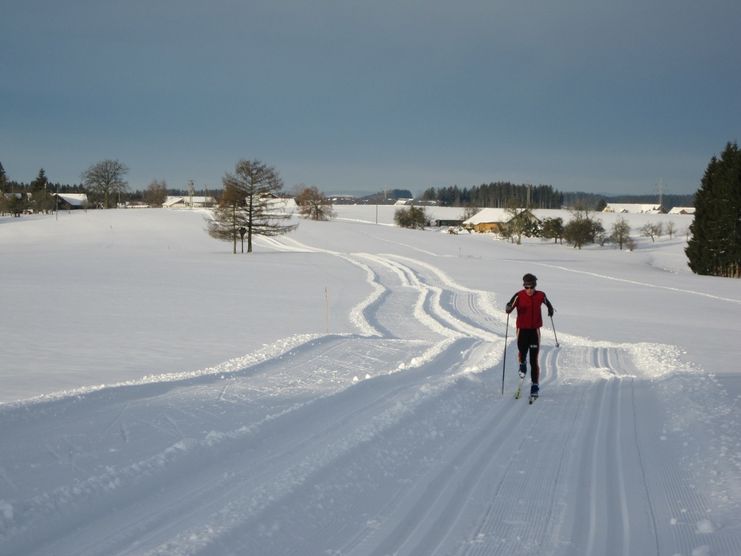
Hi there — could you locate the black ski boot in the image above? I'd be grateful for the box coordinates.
[529,384,539,404]
[518,362,527,379]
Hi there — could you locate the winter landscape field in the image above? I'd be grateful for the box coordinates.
[1,206,740,556]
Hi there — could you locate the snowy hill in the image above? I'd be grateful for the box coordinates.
[0,208,739,556]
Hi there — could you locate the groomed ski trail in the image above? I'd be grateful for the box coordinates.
[1,235,739,556]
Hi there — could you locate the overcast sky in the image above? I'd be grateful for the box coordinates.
[2,0,740,196]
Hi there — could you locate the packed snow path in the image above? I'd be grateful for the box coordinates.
[1,236,739,556]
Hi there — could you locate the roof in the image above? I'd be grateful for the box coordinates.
[462,208,513,225]
[164,196,215,207]
[54,193,88,206]
[668,206,695,214]
[462,208,541,225]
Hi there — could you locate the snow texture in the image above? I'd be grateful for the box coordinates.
[0,206,739,556]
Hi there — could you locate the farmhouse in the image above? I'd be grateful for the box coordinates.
[463,208,540,233]
[52,193,88,210]
[434,218,464,228]
[668,206,695,215]
[602,203,662,214]
[164,196,216,208]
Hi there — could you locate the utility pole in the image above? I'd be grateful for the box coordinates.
[188,179,195,209]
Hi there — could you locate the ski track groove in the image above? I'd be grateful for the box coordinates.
[4,244,503,556]
[455,349,568,556]
[21,339,469,556]
[353,389,526,556]
[630,378,662,556]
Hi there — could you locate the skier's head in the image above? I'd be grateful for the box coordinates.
[522,273,537,290]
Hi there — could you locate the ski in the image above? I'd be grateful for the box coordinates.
[514,376,525,399]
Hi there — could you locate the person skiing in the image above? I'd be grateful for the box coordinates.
[505,273,554,401]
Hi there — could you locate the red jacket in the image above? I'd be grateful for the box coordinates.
[507,290,553,329]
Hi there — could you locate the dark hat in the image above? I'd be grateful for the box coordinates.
[522,273,537,287]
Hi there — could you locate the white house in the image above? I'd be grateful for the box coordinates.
[602,203,662,214]
[463,208,526,233]
[164,196,216,208]
[52,193,88,209]
[668,206,695,215]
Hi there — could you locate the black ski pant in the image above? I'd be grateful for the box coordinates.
[517,328,541,384]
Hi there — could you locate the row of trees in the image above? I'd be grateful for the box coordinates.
[421,182,564,209]
[562,192,694,212]
[1,159,130,214]
[393,200,680,251]
[3,157,336,255]
[0,166,56,215]
[498,211,679,249]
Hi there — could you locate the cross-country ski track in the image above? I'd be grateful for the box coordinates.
[1,233,739,556]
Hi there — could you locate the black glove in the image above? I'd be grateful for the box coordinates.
[505,303,513,314]
[548,307,554,317]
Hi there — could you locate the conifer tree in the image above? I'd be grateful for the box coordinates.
[0,161,7,193]
[30,168,54,213]
[686,142,741,277]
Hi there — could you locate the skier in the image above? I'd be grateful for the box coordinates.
[505,273,554,401]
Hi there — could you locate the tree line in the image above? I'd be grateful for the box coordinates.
[562,192,694,211]
[421,182,564,209]
[1,159,136,213]
[418,181,695,212]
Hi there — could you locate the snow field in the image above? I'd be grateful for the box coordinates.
[0,208,739,555]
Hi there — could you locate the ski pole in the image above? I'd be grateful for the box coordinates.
[501,312,510,396]
[550,315,560,348]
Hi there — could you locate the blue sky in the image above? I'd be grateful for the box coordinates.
[2,0,740,196]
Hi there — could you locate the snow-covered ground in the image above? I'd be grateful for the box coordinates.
[1,206,739,556]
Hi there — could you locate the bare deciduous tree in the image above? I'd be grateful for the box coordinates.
[610,217,632,250]
[82,159,128,208]
[144,180,168,207]
[296,185,336,221]
[207,159,296,254]
[640,222,662,242]
[665,221,676,239]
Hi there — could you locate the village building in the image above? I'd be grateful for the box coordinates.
[163,195,216,208]
[462,208,540,233]
[602,203,663,214]
[668,206,695,215]
[434,218,464,228]
[52,193,89,210]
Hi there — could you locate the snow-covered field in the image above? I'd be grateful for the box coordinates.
[1,206,739,556]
